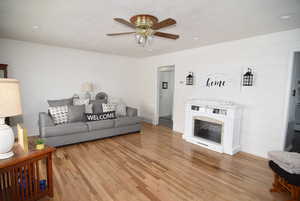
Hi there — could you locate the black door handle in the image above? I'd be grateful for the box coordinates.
[292,89,296,96]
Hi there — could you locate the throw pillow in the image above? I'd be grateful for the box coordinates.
[85,111,116,121]
[68,105,85,122]
[92,99,107,113]
[73,98,89,106]
[48,106,68,125]
[73,98,92,113]
[85,104,93,113]
[108,98,126,117]
[48,98,73,107]
[102,103,116,113]
[115,102,127,117]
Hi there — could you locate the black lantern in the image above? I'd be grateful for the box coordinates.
[243,68,254,86]
[186,72,194,85]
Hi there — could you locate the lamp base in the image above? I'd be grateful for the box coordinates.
[0,118,15,160]
[0,151,14,159]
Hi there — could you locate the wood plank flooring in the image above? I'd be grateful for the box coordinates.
[40,123,290,201]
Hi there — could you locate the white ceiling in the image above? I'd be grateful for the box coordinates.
[0,0,300,57]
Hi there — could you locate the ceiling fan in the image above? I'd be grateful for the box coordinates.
[107,14,179,47]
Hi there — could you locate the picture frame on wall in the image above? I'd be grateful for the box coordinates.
[162,82,168,89]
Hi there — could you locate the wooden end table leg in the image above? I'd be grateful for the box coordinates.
[46,153,54,197]
[289,186,300,201]
[270,173,282,193]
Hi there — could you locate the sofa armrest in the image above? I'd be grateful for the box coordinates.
[126,106,138,117]
[39,112,54,137]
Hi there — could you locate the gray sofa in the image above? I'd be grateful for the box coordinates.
[38,107,141,147]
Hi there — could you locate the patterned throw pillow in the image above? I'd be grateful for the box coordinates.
[48,106,68,125]
[102,103,116,113]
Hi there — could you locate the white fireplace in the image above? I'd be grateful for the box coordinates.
[183,99,242,155]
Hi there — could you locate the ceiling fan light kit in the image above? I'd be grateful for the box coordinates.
[107,14,179,47]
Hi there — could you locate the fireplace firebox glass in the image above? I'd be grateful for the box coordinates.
[194,119,222,144]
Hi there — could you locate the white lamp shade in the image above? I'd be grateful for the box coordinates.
[81,82,93,92]
[0,79,22,117]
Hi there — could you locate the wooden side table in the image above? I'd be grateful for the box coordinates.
[0,138,56,201]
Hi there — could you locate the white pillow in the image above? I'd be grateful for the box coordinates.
[115,102,127,117]
[73,98,89,106]
[102,103,116,113]
[85,104,93,113]
[109,98,127,117]
[48,106,68,125]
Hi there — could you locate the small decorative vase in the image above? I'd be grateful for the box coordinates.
[36,144,45,150]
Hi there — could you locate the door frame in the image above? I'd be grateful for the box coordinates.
[282,49,300,150]
[154,65,175,126]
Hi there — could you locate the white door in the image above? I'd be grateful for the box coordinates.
[159,70,174,118]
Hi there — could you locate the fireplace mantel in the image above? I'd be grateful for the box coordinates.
[183,99,242,155]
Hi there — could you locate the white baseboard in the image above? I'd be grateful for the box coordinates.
[141,117,153,124]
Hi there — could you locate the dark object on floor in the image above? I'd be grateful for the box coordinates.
[269,160,300,201]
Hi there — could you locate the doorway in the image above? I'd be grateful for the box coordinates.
[157,66,175,129]
[285,51,300,152]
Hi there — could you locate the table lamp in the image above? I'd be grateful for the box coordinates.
[0,79,22,159]
[82,82,93,100]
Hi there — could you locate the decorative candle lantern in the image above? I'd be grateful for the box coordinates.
[243,68,254,86]
[186,72,194,85]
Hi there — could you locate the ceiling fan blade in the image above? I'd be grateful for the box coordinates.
[152,18,176,30]
[113,18,136,28]
[106,32,135,36]
[154,32,179,40]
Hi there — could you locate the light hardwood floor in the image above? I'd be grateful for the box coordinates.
[40,123,290,201]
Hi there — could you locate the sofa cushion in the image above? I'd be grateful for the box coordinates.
[115,116,141,127]
[43,122,88,137]
[48,97,73,107]
[86,119,114,131]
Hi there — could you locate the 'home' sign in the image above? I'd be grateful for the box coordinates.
[204,74,230,88]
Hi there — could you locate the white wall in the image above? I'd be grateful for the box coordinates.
[0,39,140,135]
[136,29,300,158]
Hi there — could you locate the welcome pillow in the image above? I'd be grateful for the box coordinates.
[85,111,116,121]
